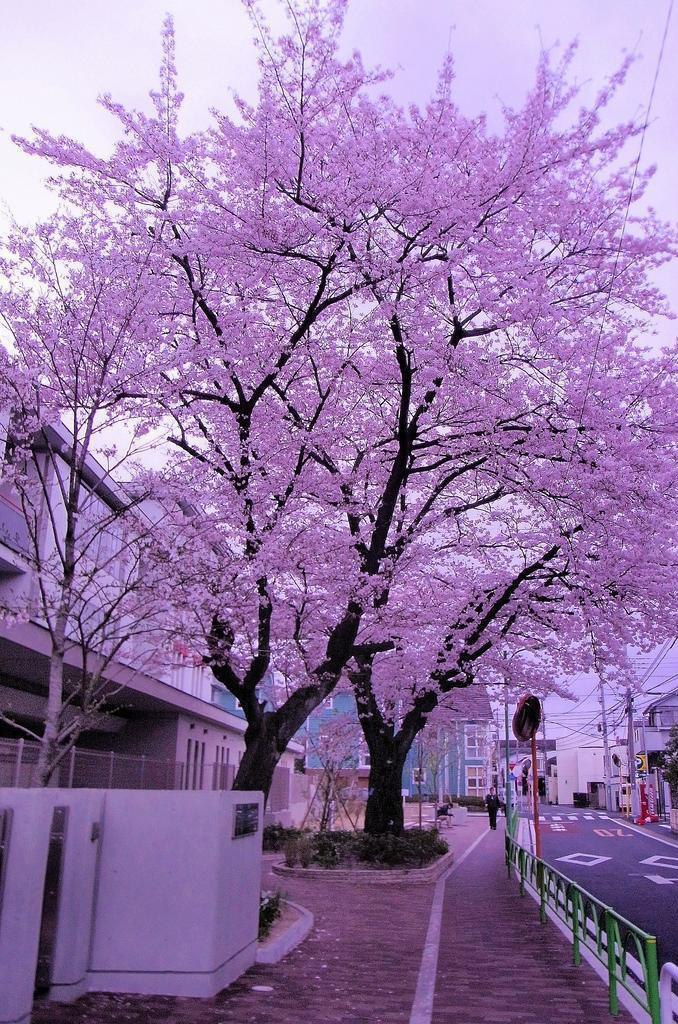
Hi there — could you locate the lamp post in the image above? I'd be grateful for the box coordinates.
[504,683,512,828]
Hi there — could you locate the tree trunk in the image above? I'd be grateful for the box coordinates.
[232,721,281,800]
[364,745,408,835]
[36,633,66,787]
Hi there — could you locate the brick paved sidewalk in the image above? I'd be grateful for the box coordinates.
[32,817,630,1024]
[432,827,632,1024]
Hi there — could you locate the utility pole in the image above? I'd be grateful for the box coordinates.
[504,683,512,828]
[627,687,640,818]
[598,675,613,813]
[541,707,549,806]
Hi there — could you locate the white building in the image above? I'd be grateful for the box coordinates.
[555,738,606,807]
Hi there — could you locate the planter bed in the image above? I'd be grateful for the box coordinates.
[272,848,454,884]
[256,900,314,964]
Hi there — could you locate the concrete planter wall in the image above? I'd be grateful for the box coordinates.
[0,788,263,1024]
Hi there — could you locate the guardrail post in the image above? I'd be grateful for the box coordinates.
[538,861,546,924]
[605,909,619,1017]
[645,938,661,1024]
[506,836,512,878]
[571,887,581,966]
[519,849,525,896]
[660,963,678,1024]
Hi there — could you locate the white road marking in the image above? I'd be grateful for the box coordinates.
[610,818,678,851]
[583,814,595,820]
[552,815,562,820]
[644,874,678,886]
[640,855,678,870]
[659,824,671,830]
[567,815,578,820]
[556,852,611,867]
[409,827,490,1024]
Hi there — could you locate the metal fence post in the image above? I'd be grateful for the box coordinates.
[645,938,661,1024]
[538,861,546,924]
[571,888,581,966]
[13,738,24,787]
[606,909,619,1017]
[519,850,525,896]
[67,747,75,789]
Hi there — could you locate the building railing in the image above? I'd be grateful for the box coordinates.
[506,832,662,1023]
[0,738,292,811]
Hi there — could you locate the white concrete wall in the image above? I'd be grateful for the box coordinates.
[0,789,106,1024]
[0,788,263,1024]
[89,790,262,996]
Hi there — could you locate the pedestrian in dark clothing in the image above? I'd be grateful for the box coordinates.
[485,787,501,830]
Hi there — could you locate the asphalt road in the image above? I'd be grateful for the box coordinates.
[525,809,678,967]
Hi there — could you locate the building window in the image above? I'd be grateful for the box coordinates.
[358,744,371,769]
[465,724,485,758]
[466,766,487,797]
[185,738,193,790]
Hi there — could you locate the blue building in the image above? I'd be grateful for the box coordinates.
[303,685,495,802]
[403,686,496,800]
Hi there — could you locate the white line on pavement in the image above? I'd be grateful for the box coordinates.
[409,827,490,1024]
[552,815,562,820]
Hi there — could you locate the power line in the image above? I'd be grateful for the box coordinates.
[577,0,674,426]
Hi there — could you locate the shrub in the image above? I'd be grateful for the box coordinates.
[451,795,485,810]
[259,890,283,939]
[297,834,314,868]
[263,824,303,852]
[354,828,448,867]
[283,836,299,867]
[314,831,345,868]
[281,828,448,869]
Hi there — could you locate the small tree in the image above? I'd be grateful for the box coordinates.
[661,726,678,811]
[0,215,168,784]
[302,711,363,831]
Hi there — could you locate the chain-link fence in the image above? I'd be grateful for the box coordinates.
[0,737,296,812]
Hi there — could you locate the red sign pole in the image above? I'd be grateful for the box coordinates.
[531,733,542,859]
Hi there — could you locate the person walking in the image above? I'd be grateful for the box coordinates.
[485,786,501,830]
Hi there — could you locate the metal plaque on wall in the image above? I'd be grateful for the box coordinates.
[233,802,259,838]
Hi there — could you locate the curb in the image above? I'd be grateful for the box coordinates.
[256,900,314,964]
[271,848,455,885]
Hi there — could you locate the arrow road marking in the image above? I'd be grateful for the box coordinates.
[644,874,678,885]
[640,855,678,871]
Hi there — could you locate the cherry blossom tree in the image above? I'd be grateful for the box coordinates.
[9,0,677,823]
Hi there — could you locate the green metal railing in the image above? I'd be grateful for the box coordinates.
[506,832,661,1024]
